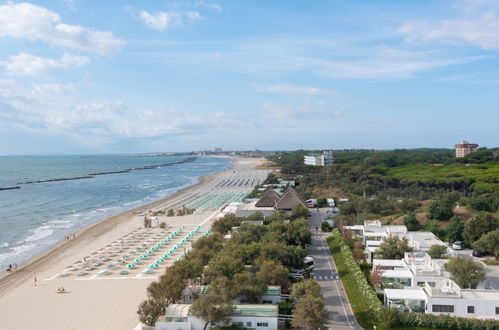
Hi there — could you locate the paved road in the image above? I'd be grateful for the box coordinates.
[307,209,363,330]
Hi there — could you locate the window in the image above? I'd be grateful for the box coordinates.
[432,305,454,313]
[467,306,475,314]
[233,322,243,326]
[246,322,252,327]
[496,307,499,314]
[257,322,269,327]
[417,281,425,287]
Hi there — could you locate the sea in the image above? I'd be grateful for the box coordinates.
[0,154,231,271]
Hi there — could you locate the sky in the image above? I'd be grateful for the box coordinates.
[0,0,498,154]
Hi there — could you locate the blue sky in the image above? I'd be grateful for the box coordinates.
[0,0,498,154]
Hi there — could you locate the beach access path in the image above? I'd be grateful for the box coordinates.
[0,158,270,330]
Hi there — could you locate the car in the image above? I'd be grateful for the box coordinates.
[472,249,483,257]
[452,241,465,250]
[334,274,340,280]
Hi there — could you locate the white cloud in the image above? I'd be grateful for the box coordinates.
[254,83,339,95]
[0,2,124,55]
[138,10,181,31]
[0,80,236,144]
[0,52,89,76]
[137,9,203,31]
[399,14,499,50]
[159,39,487,79]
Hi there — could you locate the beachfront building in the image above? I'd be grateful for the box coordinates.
[384,278,499,319]
[304,151,333,166]
[235,187,307,217]
[455,140,479,158]
[155,304,279,330]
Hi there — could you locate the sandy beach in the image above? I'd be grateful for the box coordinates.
[0,157,270,330]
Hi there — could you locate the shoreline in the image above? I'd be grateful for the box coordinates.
[0,156,234,294]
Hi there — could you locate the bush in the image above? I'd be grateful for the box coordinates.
[398,311,499,329]
[167,208,174,217]
[321,221,332,232]
[428,198,454,221]
[159,222,166,229]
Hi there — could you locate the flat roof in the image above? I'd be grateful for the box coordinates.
[364,232,387,236]
[344,225,364,230]
[385,288,427,300]
[461,290,499,301]
[366,240,382,246]
[238,201,274,211]
[373,259,406,267]
[382,269,413,278]
[233,304,278,317]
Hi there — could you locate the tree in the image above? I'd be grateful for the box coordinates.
[137,299,164,326]
[352,241,365,263]
[290,204,309,220]
[427,244,449,259]
[233,271,267,303]
[376,306,399,328]
[292,295,328,329]
[427,198,454,221]
[403,213,420,231]
[444,257,486,289]
[190,290,233,330]
[370,267,384,291]
[285,218,312,247]
[291,280,322,300]
[445,216,464,242]
[401,199,419,213]
[321,220,332,232]
[375,236,413,259]
[255,260,290,288]
[473,230,499,260]
[463,214,499,244]
[167,208,174,216]
[148,272,186,305]
[212,213,242,235]
[205,255,244,281]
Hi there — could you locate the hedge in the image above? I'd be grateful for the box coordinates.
[332,229,382,316]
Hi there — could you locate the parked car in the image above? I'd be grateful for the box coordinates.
[472,249,483,257]
[452,241,465,250]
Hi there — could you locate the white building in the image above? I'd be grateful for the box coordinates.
[374,252,451,289]
[155,304,279,330]
[344,221,452,263]
[384,279,499,319]
[304,151,333,166]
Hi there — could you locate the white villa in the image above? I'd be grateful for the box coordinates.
[344,221,499,320]
[385,278,499,319]
[344,220,452,263]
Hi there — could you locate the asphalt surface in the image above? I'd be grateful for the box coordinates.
[307,209,363,330]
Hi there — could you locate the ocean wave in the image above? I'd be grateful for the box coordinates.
[1,242,9,248]
[23,225,54,243]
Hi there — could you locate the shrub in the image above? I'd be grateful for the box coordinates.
[321,221,332,232]
[159,222,166,229]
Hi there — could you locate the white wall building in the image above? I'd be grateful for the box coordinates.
[385,279,499,319]
[155,304,279,330]
[304,151,333,166]
[344,221,452,263]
